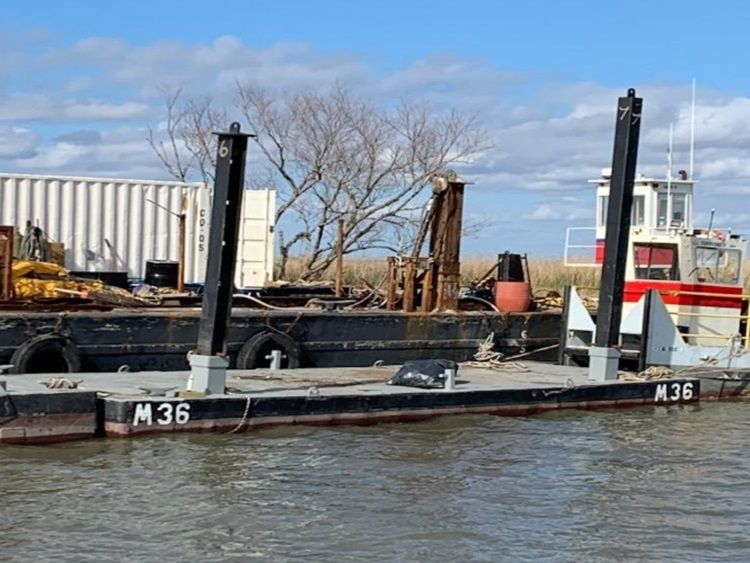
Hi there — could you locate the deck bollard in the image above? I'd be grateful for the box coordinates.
[187,354,229,395]
[444,368,456,390]
[266,350,284,371]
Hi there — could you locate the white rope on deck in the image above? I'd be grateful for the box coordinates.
[619,342,750,381]
[462,333,535,372]
[619,365,674,381]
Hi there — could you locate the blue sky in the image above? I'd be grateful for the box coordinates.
[2,0,750,257]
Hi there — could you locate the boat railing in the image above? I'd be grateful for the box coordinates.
[564,224,740,268]
[655,288,750,348]
[639,226,685,237]
[633,226,732,238]
[563,227,599,267]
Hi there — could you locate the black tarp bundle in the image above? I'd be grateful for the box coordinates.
[387,359,458,389]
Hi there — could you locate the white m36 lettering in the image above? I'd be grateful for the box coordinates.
[132,402,191,426]
[654,382,694,403]
[133,403,153,426]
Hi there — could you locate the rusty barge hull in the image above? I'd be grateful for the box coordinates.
[0,308,562,372]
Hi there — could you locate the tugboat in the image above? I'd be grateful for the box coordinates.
[563,168,749,367]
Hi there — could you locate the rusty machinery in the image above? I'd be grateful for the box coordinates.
[0,226,14,301]
[386,171,467,312]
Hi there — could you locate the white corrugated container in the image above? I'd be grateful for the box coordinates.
[0,173,275,287]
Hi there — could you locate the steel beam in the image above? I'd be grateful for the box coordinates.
[0,226,13,302]
[428,172,467,311]
[594,89,643,348]
[196,122,253,356]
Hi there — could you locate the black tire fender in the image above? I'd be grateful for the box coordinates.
[10,335,82,374]
[235,331,301,369]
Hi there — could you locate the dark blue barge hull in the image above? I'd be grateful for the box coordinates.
[0,309,561,373]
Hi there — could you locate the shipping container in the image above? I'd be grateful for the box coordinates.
[0,173,275,287]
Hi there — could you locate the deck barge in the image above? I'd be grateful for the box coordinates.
[3,362,746,444]
[0,307,561,372]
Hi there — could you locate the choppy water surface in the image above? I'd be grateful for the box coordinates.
[2,403,750,562]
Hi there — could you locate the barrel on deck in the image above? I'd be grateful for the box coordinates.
[494,281,532,312]
[494,253,531,312]
[145,260,179,288]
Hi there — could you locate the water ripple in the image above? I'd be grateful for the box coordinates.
[2,403,750,561]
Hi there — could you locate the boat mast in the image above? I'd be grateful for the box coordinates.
[689,78,696,179]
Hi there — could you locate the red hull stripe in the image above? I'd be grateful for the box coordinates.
[595,240,604,263]
[623,281,744,309]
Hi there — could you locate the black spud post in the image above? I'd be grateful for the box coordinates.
[188,122,253,394]
[588,89,642,381]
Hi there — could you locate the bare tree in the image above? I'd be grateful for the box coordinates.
[150,84,488,280]
[179,98,227,184]
[147,89,192,182]
[149,91,229,185]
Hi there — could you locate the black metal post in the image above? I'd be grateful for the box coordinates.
[594,88,643,348]
[196,122,252,356]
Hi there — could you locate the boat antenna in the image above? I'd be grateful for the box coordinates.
[708,208,715,232]
[689,78,696,179]
[667,122,673,229]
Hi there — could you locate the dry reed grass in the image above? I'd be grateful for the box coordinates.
[279,256,601,293]
[280,255,750,293]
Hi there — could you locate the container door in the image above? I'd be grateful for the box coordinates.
[235,190,276,288]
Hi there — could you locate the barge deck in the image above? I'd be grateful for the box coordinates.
[3,361,746,444]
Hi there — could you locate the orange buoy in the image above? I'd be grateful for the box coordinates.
[494,281,531,313]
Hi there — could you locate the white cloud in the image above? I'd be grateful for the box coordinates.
[524,204,562,221]
[0,94,58,120]
[377,55,522,107]
[0,126,40,159]
[63,101,151,120]
[522,200,592,222]
[4,33,750,251]
[0,94,151,122]
[5,38,746,193]
[36,35,371,98]
[70,37,126,59]
[6,127,165,179]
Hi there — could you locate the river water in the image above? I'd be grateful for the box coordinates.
[2,403,750,562]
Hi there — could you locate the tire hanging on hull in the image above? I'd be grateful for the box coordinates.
[235,331,301,369]
[10,335,82,374]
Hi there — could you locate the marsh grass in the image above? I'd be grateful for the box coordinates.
[280,254,750,294]
[279,256,601,293]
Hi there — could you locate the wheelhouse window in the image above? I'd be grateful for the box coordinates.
[657,193,687,228]
[633,243,679,280]
[631,195,645,226]
[598,195,609,227]
[599,194,643,227]
[694,246,741,284]
[672,194,686,226]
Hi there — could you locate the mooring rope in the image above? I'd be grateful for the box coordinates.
[619,365,674,381]
[619,342,750,381]
[462,332,538,372]
[39,377,83,389]
[227,394,252,434]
